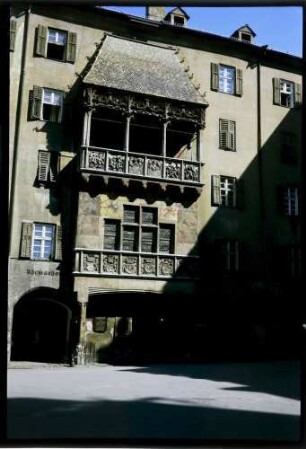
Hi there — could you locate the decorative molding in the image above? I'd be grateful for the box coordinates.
[103,254,119,273]
[122,256,138,274]
[159,258,174,276]
[141,257,157,275]
[83,253,99,272]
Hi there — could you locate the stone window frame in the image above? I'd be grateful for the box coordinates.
[103,205,175,255]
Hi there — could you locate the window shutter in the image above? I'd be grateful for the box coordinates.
[236,178,244,209]
[235,69,243,96]
[228,121,236,150]
[219,119,228,149]
[66,32,77,63]
[273,78,281,105]
[55,225,63,260]
[123,227,138,251]
[20,222,33,258]
[104,220,120,250]
[159,225,174,254]
[211,175,221,205]
[10,20,17,51]
[37,150,51,182]
[211,63,219,91]
[141,228,156,253]
[30,86,43,120]
[295,83,302,107]
[35,25,47,57]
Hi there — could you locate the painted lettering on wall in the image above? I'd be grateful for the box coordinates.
[26,269,59,276]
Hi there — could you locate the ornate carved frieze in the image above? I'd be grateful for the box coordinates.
[159,258,174,276]
[122,256,138,275]
[165,161,181,180]
[184,163,200,182]
[88,151,106,170]
[103,255,119,273]
[108,154,125,172]
[83,87,206,127]
[83,253,99,272]
[141,257,157,275]
[147,159,163,177]
[128,156,145,175]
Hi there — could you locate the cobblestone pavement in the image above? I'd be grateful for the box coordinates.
[7,360,301,442]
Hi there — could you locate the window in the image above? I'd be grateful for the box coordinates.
[19,222,62,260]
[211,63,243,96]
[37,150,58,184]
[104,206,175,254]
[10,19,17,51]
[35,25,77,63]
[174,15,185,26]
[219,119,236,151]
[280,132,297,165]
[273,78,302,108]
[279,186,299,216]
[217,240,239,273]
[277,245,301,278]
[240,32,251,42]
[212,175,244,208]
[30,86,64,123]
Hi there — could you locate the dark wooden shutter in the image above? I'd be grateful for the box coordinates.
[49,152,58,182]
[35,25,47,57]
[211,175,221,205]
[159,225,174,254]
[104,220,120,250]
[123,226,138,251]
[20,222,33,258]
[273,78,281,105]
[66,32,77,63]
[236,178,244,209]
[123,206,138,223]
[10,20,17,51]
[37,150,51,182]
[235,69,243,96]
[55,225,62,260]
[295,83,302,107]
[219,119,228,149]
[211,63,219,91]
[30,86,43,120]
[142,208,157,225]
[141,228,156,253]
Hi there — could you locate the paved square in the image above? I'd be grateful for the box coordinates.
[7,361,301,441]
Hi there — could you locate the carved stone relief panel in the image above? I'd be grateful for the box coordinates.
[108,155,125,172]
[165,161,181,180]
[147,159,162,178]
[103,254,119,273]
[88,151,106,170]
[83,253,100,272]
[184,163,200,182]
[128,156,145,176]
[122,256,138,275]
[141,257,157,275]
[159,257,175,276]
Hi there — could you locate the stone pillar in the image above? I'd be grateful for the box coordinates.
[162,120,170,158]
[76,301,87,365]
[124,114,132,152]
[196,128,201,162]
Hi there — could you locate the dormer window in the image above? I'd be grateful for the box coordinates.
[240,32,251,43]
[164,7,189,28]
[230,25,256,44]
[174,15,185,26]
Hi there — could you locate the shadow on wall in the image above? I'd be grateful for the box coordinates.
[163,106,302,321]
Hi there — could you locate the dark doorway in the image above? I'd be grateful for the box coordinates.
[11,295,72,363]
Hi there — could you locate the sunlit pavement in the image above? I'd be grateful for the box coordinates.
[7,361,301,441]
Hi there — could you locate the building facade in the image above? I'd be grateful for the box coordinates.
[9,5,302,363]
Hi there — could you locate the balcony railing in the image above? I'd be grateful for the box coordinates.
[74,248,200,280]
[79,146,203,186]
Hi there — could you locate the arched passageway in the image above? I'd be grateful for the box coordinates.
[11,291,72,363]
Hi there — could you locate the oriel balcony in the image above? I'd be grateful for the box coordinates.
[78,88,206,193]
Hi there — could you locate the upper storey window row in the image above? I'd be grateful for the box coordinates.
[35,25,77,63]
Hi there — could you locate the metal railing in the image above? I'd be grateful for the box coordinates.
[79,146,203,186]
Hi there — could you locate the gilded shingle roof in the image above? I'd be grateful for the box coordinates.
[83,35,206,105]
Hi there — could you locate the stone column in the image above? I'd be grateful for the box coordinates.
[196,127,201,162]
[124,114,132,173]
[76,301,87,365]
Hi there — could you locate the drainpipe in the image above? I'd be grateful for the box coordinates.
[9,5,31,254]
